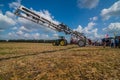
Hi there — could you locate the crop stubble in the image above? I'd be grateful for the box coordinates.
[0,43,120,80]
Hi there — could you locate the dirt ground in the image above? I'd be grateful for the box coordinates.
[0,43,120,80]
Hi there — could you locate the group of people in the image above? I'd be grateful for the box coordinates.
[102,37,120,48]
[110,38,120,48]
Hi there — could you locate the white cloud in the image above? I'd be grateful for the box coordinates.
[33,33,40,39]
[8,32,15,36]
[90,16,98,21]
[24,33,30,38]
[0,30,4,32]
[74,22,96,33]
[9,0,22,9]
[17,17,55,34]
[101,1,120,20]
[33,9,59,25]
[0,12,16,29]
[0,1,60,40]
[19,26,32,32]
[17,17,42,31]
[12,27,17,30]
[74,22,102,39]
[6,11,16,19]
[8,31,18,39]
[16,8,58,34]
[52,33,59,39]
[84,22,96,34]
[77,0,99,9]
[74,25,83,33]
[53,33,58,37]
[0,8,58,40]
[0,10,2,13]
[16,30,24,36]
[8,31,49,40]
[24,33,49,39]
[40,34,49,39]
[103,22,120,35]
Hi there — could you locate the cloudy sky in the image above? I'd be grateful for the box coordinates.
[0,0,120,40]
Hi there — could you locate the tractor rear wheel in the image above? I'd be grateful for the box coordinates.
[52,42,56,46]
[78,40,85,47]
[52,41,59,46]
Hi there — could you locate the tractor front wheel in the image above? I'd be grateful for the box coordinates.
[60,40,67,46]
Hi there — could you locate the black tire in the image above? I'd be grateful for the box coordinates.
[64,40,67,46]
[52,41,59,46]
[78,40,86,47]
[60,40,67,46]
[52,42,56,46]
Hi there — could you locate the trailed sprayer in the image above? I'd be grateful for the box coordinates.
[14,5,88,47]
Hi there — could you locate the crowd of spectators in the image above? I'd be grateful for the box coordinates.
[102,36,120,48]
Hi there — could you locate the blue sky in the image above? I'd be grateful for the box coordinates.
[0,0,120,40]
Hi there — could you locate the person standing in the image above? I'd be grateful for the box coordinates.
[102,38,106,48]
[111,38,115,48]
[119,37,120,48]
[115,38,119,48]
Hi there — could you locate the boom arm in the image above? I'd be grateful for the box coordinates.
[14,5,85,38]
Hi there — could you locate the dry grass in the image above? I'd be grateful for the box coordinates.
[0,42,120,80]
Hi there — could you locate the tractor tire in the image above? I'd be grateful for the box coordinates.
[52,41,59,46]
[64,40,67,46]
[60,40,67,46]
[52,42,56,46]
[78,40,86,47]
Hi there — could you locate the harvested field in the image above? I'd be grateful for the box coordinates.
[0,42,120,80]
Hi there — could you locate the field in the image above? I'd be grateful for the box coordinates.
[0,42,120,80]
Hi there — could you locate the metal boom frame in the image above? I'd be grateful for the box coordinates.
[14,5,86,46]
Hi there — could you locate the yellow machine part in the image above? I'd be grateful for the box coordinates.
[60,40,65,46]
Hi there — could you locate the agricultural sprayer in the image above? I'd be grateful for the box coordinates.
[14,5,87,47]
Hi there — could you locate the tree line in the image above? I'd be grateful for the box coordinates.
[0,39,55,43]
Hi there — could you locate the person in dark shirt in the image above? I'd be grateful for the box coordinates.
[119,37,120,48]
[102,38,106,48]
[111,38,115,48]
[115,38,119,48]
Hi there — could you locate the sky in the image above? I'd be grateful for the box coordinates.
[0,0,120,40]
